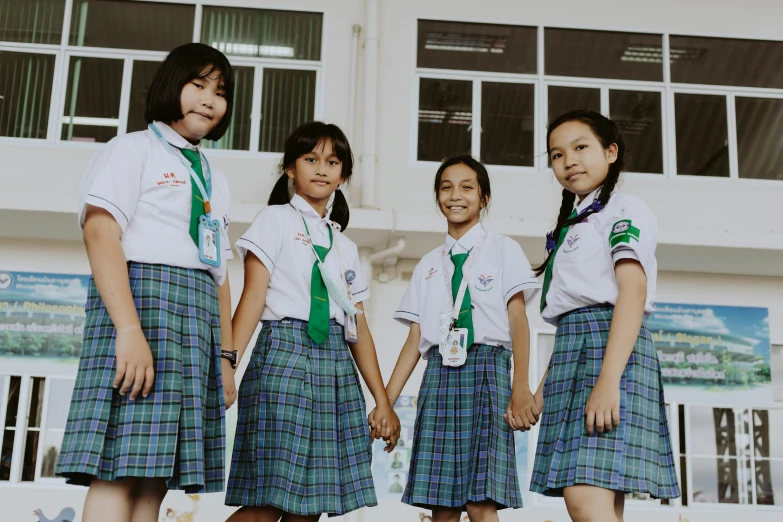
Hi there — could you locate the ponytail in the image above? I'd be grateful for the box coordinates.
[267,174,292,206]
[330,189,350,231]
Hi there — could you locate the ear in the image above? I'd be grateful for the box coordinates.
[286,167,295,179]
[606,143,619,164]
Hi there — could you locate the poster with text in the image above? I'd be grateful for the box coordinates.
[0,271,90,368]
[651,303,771,405]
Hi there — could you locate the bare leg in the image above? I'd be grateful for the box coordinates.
[281,514,321,522]
[614,491,625,522]
[129,478,168,522]
[465,500,499,522]
[82,479,135,522]
[563,485,619,522]
[226,506,284,522]
[431,506,462,522]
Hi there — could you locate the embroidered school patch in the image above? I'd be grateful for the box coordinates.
[475,274,495,292]
[609,219,640,247]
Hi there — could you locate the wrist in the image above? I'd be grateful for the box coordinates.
[116,323,142,333]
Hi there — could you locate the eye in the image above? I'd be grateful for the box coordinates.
[462,185,474,190]
[216,91,225,98]
[551,152,562,160]
[576,144,587,151]
[327,160,340,166]
[304,157,316,163]
[192,82,203,89]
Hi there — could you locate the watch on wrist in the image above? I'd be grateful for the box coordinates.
[221,349,237,369]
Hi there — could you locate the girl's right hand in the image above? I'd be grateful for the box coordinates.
[113,325,155,400]
[534,388,544,416]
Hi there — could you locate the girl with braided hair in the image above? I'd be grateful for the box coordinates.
[530,110,679,522]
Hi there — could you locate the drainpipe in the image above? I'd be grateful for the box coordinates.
[347,24,362,143]
[360,0,379,208]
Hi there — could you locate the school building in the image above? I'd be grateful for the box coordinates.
[1,0,782,521]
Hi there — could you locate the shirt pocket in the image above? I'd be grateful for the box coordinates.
[555,221,605,265]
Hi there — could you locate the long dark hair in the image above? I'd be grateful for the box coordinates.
[268,121,354,230]
[433,155,492,216]
[145,43,235,141]
[533,110,626,276]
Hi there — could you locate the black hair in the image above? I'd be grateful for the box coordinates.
[533,110,626,276]
[433,155,492,217]
[145,43,235,141]
[268,121,354,230]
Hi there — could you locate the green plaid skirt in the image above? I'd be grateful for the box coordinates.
[56,263,226,493]
[226,318,377,516]
[530,305,680,498]
[403,345,522,509]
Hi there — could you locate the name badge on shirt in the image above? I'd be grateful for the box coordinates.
[439,312,467,367]
[199,215,221,267]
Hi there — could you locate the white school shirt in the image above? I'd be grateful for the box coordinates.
[77,121,233,286]
[540,189,658,326]
[394,223,541,358]
[235,194,369,325]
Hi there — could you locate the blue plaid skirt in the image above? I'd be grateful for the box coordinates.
[404,345,522,509]
[530,305,680,498]
[56,263,226,493]
[226,318,377,516]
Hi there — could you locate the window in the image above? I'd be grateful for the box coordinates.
[609,90,663,174]
[674,93,729,177]
[547,86,600,124]
[417,20,536,74]
[545,28,663,82]
[417,78,472,162]
[127,60,162,134]
[736,97,783,181]
[481,82,534,166]
[68,0,193,51]
[0,0,65,44]
[0,375,75,483]
[202,6,322,61]
[0,51,56,139]
[61,56,123,143]
[259,68,316,153]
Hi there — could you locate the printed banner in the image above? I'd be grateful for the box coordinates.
[650,303,771,404]
[0,270,90,361]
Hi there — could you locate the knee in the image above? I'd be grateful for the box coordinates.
[465,501,497,522]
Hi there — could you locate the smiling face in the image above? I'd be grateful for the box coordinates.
[168,67,227,142]
[437,163,487,229]
[548,120,618,199]
[287,138,345,208]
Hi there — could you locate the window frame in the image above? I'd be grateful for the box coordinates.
[0,0,326,157]
[412,18,783,183]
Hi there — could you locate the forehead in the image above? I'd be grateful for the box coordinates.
[306,138,335,156]
[440,163,478,182]
[549,120,598,147]
[198,65,224,84]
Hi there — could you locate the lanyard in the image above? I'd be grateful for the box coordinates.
[291,204,346,271]
[440,229,487,322]
[148,123,213,215]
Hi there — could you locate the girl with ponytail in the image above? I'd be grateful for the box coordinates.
[225,121,399,520]
[530,111,679,521]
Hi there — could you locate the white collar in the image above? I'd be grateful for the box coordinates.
[445,222,484,253]
[291,194,330,223]
[152,121,200,152]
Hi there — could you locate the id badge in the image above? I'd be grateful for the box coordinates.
[344,280,358,343]
[198,215,221,267]
[438,312,468,367]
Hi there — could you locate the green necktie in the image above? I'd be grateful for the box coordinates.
[450,250,474,348]
[303,219,333,345]
[180,148,208,246]
[540,209,578,313]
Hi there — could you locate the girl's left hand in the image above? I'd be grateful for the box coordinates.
[221,359,237,409]
[504,388,540,431]
[374,402,401,452]
[584,379,620,435]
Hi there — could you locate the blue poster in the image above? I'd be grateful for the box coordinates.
[0,270,90,360]
[650,303,771,404]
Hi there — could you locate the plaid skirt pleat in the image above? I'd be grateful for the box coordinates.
[56,262,226,493]
[530,305,680,498]
[226,318,377,516]
[403,345,522,509]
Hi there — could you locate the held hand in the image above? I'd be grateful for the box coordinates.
[221,359,237,409]
[374,402,402,452]
[113,325,155,400]
[584,379,621,436]
[535,387,544,416]
[367,407,383,440]
[504,387,540,431]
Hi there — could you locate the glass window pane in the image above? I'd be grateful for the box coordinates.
[609,90,663,174]
[545,28,663,82]
[670,36,783,89]
[675,93,728,177]
[548,85,600,124]
[207,66,253,151]
[756,459,783,505]
[691,456,741,504]
[40,430,63,478]
[0,0,65,44]
[480,82,534,166]
[61,56,123,143]
[751,409,783,459]
[21,431,39,481]
[39,379,74,479]
[28,377,45,428]
[127,60,162,134]
[1,429,14,481]
[417,20,536,74]
[418,78,472,162]
[0,51,55,139]
[4,376,20,428]
[202,6,322,61]
[259,69,316,153]
[736,97,783,181]
[69,0,193,51]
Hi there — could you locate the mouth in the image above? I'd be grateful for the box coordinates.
[446,205,467,212]
[312,180,330,187]
[566,171,586,182]
[192,111,213,120]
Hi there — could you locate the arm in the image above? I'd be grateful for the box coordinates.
[585,259,647,435]
[231,253,270,367]
[217,273,236,408]
[504,292,539,431]
[83,205,153,400]
[348,303,401,451]
[384,323,422,405]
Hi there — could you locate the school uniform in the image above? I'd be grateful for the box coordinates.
[56,121,231,493]
[530,189,680,499]
[394,223,540,509]
[226,194,377,516]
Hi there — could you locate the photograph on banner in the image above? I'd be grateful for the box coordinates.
[0,270,90,374]
[651,303,771,405]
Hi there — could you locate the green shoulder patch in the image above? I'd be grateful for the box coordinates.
[609,219,640,247]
